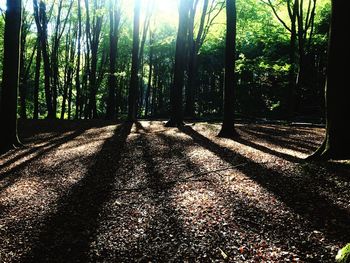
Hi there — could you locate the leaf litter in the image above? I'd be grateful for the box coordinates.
[0,120,349,262]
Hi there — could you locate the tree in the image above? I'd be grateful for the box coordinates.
[33,38,41,120]
[166,0,192,127]
[75,0,82,119]
[33,0,55,119]
[85,0,105,119]
[218,0,237,137]
[128,0,141,121]
[106,0,121,120]
[0,0,22,152]
[263,0,317,118]
[307,0,350,160]
[185,0,225,118]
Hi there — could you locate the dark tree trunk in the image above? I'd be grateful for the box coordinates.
[145,32,154,118]
[218,0,237,138]
[33,0,54,119]
[75,0,82,119]
[33,39,41,120]
[185,0,209,119]
[86,0,103,119]
[106,1,120,120]
[19,22,27,120]
[165,0,192,127]
[306,0,350,160]
[0,0,22,152]
[128,0,141,121]
[287,0,297,119]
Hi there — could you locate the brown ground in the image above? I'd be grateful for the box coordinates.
[0,120,349,262]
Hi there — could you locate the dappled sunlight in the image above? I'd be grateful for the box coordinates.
[0,122,130,262]
[1,121,348,262]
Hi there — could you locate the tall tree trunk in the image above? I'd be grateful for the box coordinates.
[0,0,22,152]
[128,0,141,121]
[75,0,82,119]
[19,21,27,120]
[306,0,350,160]
[61,34,69,119]
[165,0,192,127]
[106,1,121,120]
[145,31,154,118]
[33,0,54,119]
[86,0,103,119]
[218,0,237,138]
[33,39,41,120]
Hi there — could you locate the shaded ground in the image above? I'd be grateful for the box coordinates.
[0,120,349,262]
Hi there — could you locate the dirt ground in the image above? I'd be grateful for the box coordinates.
[0,120,349,262]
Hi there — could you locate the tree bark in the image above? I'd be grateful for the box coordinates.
[218,0,237,138]
[165,0,192,127]
[33,38,41,120]
[128,0,141,121]
[33,0,54,119]
[106,1,121,120]
[306,0,350,160]
[75,0,82,119]
[0,0,22,152]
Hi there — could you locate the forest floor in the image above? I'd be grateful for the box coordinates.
[0,120,349,262]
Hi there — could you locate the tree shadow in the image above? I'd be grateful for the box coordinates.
[132,123,186,261]
[22,122,132,263]
[0,128,91,193]
[232,134,303,163]
[179,126,350,244]
[1,120,117,171]
[238,125,321,154]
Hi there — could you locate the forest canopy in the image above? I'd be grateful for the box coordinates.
[0,0,331,121]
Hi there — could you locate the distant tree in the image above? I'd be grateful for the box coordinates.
[128,0,141,121]
[33,38,41,120]
[33,0,55,119]
[166,0,192,127]
[0,0,22,152]
[138,1,154,117]
[307,0,350,160]
[185,0,225,118]
[106,0,121,120]
[218,0,237,137]
[263,0,317,118]
[75,0,82,119]
[85,0,105,119]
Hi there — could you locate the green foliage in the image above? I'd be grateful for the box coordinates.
[336,244,350,263]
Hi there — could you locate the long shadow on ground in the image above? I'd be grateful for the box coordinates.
[238,125,321,154]
[179,126,350,258]
[132,122,186,261]
[0,128,91,193]
[22,122,132,263]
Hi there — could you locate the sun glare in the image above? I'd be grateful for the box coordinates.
[121,0,179,27]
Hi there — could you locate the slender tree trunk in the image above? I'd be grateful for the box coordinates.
[288,12,297,119]
[86,10,102,119]
[106,1,120,120]
[185,0,209,119]
[128,0,141,121]
[218,0,237,137]
[75,0,82,119]
[0,0,22,151]
[33,39,41,120]
[19,22,27,120]
[165,0,192,127]
[33,0,54,119]
[61,30,70,119]
[145,32,154,118]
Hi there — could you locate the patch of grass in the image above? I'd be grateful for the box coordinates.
[336,243,350,263]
